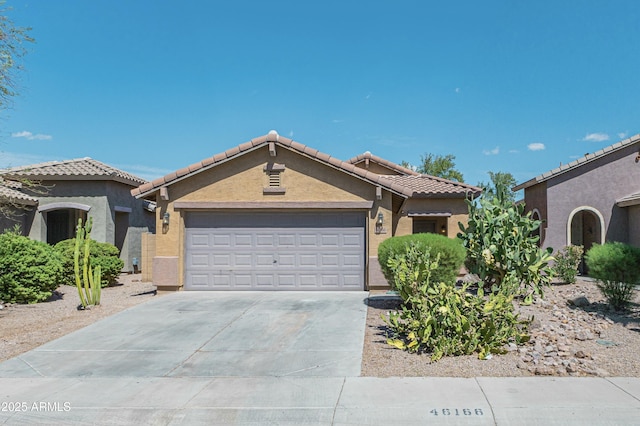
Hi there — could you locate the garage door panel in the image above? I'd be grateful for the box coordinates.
[189,253,210,267]
[185,212,364,290]
[299,254,318,266]
[211,234,231,247]
[277,254,296,267]
[190,234,210,247]
[233,234,253,247]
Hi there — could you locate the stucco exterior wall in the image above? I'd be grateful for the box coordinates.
[538,143,640,251]
[20,180,153,272]
[394,198,469,238]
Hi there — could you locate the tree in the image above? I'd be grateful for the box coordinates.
[478,171,517,203]
[0,2,35,222]
[0,0,34,112]
[403,153,464,182]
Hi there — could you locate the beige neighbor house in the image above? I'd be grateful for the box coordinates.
[132,131,481,291]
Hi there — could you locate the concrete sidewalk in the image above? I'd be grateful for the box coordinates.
[1,292,639,425]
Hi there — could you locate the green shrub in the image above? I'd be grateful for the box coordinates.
[585,242,640,310]
[554,245,584,284]
[458,184,554,304]
[55,238,123,288]
[383,244,530,360]
[0,230,63,303]
[378,233,466,288]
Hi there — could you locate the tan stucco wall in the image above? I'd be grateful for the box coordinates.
[393,198,469,238]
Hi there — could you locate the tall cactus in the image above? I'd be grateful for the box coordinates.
[74,218,102,308]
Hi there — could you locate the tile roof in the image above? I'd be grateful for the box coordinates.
[0,179,38,206]
[0,158,147,187]
[131,132,480,199]
[514,133,640,191]
[379,174,482,198]
[346,152,420,176]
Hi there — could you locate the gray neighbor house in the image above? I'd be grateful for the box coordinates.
[0,158,155,272]
[514,133,640,267]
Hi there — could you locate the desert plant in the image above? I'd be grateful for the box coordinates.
[554,245,584,284]
[585,242,640,310]
[73,218,102,308]
[458,183,554,303]
[55,239,123,287]
[383,244,530,361]
[0,227,63,303]
[378,233,466,287]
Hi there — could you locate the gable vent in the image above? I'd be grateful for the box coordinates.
[268,171,281,187]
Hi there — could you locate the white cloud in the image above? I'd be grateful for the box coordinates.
[527,142,545,151]
[618,131,628,139]
[509,149,519,154]
[582,132,609,142]
[11,131,53,141]
[482,146,500,155]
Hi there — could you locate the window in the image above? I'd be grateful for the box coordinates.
[413,219,437,234]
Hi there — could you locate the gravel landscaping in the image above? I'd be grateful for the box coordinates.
[362,278,640,377]
[2,275,639,378]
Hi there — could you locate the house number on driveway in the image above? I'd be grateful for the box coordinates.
[430,408,484,416]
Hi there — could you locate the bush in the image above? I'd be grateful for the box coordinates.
[554,245,583,284]
[585,242,640,310]
[458,184,554,304]
[54,239,124,287]
[378,233,466,289]
[0,230,63,303]
[383,244,530,360]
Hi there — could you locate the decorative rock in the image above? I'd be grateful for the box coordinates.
[575,330,595,341]
[568,295,590,307]
[575,350,587,359]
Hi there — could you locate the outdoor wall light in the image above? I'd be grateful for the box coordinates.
[441,225,447,234]
[162,212,170,226]
[375,212,385,234]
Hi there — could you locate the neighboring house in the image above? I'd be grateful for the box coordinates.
[0,158,156,272]
[514,133,640,268]
[132,131,481,291]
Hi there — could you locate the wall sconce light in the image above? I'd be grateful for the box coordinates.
[375,212,385,234]
[162,212,170,226]
[441,225,447,234]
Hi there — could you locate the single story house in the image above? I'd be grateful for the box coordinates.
[132,131,481,291]
[514,133,640,267]
[0,158,156,272]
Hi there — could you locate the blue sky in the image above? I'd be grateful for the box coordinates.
[1,0,639,187]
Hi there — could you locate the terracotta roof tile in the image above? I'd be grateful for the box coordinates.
[0,179,39,206]
[379,175,482,198]
[0,158,147,186]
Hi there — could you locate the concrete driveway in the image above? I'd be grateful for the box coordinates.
[0,291,368,379]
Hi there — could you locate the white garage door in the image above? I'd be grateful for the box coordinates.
[184,211,365,290]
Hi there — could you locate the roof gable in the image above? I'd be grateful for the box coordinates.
[514,133,640,191]
[346,152,420,176]
[0,158,147,187]
[131,132,480,199]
